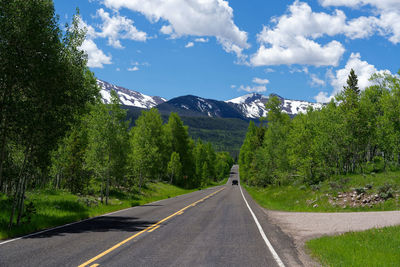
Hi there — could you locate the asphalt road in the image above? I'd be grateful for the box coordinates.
[0,165,302,266]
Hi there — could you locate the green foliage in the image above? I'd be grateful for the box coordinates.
[239,70,400,187]
[244,170,400,212]
[0,1,98,227]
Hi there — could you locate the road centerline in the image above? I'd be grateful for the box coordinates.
[78,187,225,267]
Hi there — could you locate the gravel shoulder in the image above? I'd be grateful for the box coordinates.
[264,209,400,266]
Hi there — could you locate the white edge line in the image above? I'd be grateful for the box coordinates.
[239,185,286,267]
[0,186,223,246]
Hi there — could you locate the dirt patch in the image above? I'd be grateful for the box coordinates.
[265,209,400,266]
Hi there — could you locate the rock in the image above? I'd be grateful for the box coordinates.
[313,204,318,208]
[356,195,361,200]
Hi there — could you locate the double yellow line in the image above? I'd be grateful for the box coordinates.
[79,187,225,267]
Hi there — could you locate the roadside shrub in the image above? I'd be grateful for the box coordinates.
[365,184,373,190]
[378,183,395,200]
[311,184,321,191]
[354,187,365,195]
[372,156,385,172]
[298,185,307,191]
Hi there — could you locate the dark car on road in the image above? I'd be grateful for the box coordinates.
[232,179,238,185]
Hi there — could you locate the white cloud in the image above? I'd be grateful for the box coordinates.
[265,68,275,73]
[116,67,120,71]
[252,77,270,85]
[250,1,349,67]
[315,52,391,102]
[195,37,209,42]
[127,66,139,71]
[314,91,332,102]
[310,74,326,87]
[160,25,174,35]
[79,39,112,68]
[320,0,400,44]
[230,85,236,89]
[96,8,147,48]
[103,0,249,57]
[185,42,194,48]
[239,85,267,93]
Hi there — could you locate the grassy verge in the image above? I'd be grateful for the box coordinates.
[306,226,400,266]
[244,170,400,212]
[0,181,224,240]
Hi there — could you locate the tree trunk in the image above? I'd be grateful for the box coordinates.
[0,119,9,191]
[8,146,29,229]
[8,175,22,229]
[16,174,28,225]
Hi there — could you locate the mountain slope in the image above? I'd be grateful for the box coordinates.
[98,79,323,119]
[156,95,245,119]
[97,79,166,108]
[226,93,322,118]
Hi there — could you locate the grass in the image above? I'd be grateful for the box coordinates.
[244,170,400,212]
[0,180,224,240]
[306,226,400,266]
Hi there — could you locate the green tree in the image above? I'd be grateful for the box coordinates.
[167,152,182,184]
[85,91,129,204]
[1,1,97,227]
[128,108,165,192]
[165,113,194,187]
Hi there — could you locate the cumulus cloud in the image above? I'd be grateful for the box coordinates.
[252,77,270,85]
[249,1,399,67]
[185,42,194,48]
[314,52,391,102]
[79,39,112,68]
[239,85,267,93]
[250,1,349,67]
[96,8,147,48]
[314,91,332,103]
[320,0,400,44]
[103,0,249,57]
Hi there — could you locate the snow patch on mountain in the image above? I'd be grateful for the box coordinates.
[97,79,166,109]
[226,93,322,118]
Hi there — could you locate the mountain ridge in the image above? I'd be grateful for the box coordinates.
[97,79,322,119]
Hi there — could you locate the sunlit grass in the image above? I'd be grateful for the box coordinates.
[243,170,400,212]
[306,226,400,266]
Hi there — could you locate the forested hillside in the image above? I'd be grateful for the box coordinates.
[123,106,248,158]
[0,1,233,233]
[240,69,400,186]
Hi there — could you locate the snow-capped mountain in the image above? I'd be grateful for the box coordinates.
[226,93,269,119]
[97,79,322,119]
[97,79,166,109]
[226,93,322,118]
[157,95,245,119]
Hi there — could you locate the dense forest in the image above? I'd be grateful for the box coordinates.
[0,0,233,229]
[124,106,248,159]
[240,69,400,187]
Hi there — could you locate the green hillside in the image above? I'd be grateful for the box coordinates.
[123,106,249,158]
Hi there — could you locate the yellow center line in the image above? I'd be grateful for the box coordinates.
[147,225,160,233]
[90,264,99,267]
[78,187,225,267]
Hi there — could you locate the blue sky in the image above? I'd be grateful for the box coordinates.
[54,0,400,102]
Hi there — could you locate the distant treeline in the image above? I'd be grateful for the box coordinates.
[0,0,233,229]
[240,69,400,186]
[124,106,249,158]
